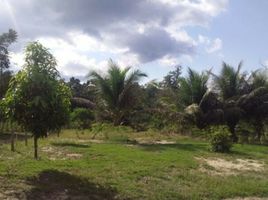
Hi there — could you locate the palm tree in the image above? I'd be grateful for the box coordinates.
[238,68,268,141]
[211,61,247,100]
[179,67,209,107]
[89,60,147,125]
[210,61,247,142]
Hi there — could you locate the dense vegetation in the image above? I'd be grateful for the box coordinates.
[0,29,268,199]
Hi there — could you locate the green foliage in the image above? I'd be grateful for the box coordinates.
[89,60,147,125]
[179,68,209,107]
[0,29,17,70]
[211,61,246,100]
[162,65,182,91]
[4,41,71,138]
[70,108,94,129]
[209,126,232,153]
[0,29,17,99]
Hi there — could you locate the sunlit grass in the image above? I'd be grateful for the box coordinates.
[0,128,267,199]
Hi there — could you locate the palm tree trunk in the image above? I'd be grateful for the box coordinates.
[113,111,123,126]
[230,126,238,143]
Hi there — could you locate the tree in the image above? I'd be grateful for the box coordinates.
[89,60,147,125]
[4,42,71,159]
[179,67,209,107]
[238,68,268,142]
[210,62,247,142]
[0,29,17,99]
[211,61,246,100]
[70,108,94,138]
[163,65,182,91]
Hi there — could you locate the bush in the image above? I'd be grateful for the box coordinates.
[209,126,232,153]
[70,108,94,129]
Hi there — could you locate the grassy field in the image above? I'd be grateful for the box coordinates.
[0,128,267,200]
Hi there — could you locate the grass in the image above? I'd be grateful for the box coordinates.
[0,128,267,200]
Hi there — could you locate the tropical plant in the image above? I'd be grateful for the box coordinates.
[179,68,209,107]
[89,60,147,125]
[70,108,94,130]
[4,42,71,159]
[210,125,232,153]
[210,62,247,142]
[238,87,268,142]
[211,61,246,100]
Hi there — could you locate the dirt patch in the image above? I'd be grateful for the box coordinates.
[225,197,268,200]
[88,139,104,144]
[136,139,176,145]
[41,147,82,161]
[197,157,265,175]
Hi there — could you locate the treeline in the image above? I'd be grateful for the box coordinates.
[67,61,268,145]
[1,29,268,158]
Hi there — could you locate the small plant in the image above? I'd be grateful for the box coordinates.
[209,125,232,153]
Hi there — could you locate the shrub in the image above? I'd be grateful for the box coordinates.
[70,108,94,130]
[209,126,232,153]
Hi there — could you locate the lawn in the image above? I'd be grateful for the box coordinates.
[0,128,267,200]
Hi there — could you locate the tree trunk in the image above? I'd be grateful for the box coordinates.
[34,135,38,159]
[254,120,263,143]
[113,111,123,126]
[25,132,28,146]
[229,125,238,143]
[11,131,15,152]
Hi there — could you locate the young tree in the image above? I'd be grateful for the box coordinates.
[4,42,71,159]
[89,60,147,125]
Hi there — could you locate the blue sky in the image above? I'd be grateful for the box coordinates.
[0,0,267,82]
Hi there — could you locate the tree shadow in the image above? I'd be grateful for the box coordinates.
[25,169,125,200]
[0,133,31,145]
[138,143,208,152]
[51,142,90,148]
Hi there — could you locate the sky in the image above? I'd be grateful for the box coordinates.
[0,0,268,82]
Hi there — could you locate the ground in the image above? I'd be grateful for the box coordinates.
[0,128,267,200]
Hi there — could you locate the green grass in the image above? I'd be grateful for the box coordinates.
[0,129,267,200]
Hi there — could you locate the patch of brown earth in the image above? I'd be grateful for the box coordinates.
[41,147,82,161]
[225,197,268,200]
[197,157,265,175]
[136,139,176,145]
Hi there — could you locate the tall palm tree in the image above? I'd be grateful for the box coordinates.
[89,60,147,125]
[211,61,247,100]
[179,67,209,107]
[210,61,247,142]
[238,68,268,141]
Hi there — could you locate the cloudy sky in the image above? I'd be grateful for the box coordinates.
[1,0,268,81]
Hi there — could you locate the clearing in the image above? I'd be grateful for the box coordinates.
[0,129,267,200]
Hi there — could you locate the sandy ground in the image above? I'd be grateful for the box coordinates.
[197,157,265,175]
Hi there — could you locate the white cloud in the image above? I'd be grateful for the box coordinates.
[1,0,229,77]
[198,35,223,54]
[206,38,222,53]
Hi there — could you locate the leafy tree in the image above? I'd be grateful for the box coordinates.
[4,42,71,159]
[0,29,17,99]
[179,68,209,107]
[89,60,147,125]
[163,65,182,91]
